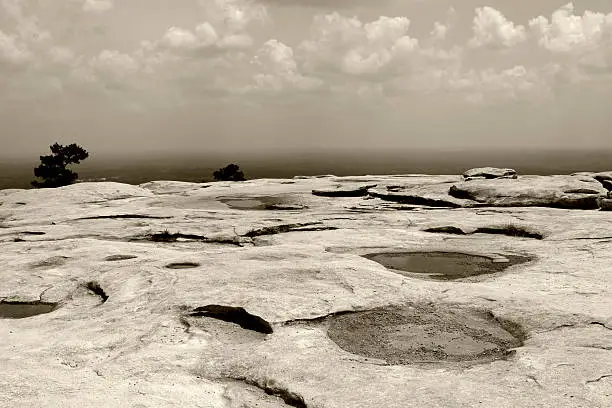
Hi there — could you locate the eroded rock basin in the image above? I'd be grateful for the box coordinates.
[327,304,524,365]
[363,251,532,280]
[0,301,57,319]
[220,196,306,211]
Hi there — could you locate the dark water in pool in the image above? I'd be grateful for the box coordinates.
[0,301,57,319]
[363,251,532,280]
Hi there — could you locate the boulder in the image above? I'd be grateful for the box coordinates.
[598,198,612,211]
[463,167,517,180]
[450,175,607,209]
[593,172,612,191]
[368,183,480,208]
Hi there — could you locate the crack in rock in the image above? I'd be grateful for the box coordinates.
[83,281,109,303]
[578,345,612,351]
[138,231,244,246]
[75,214,172,221]
[242,223,338,238]
[165,262,200,269]
[585,374,612,384]
[312,184,376,197]
[424,225,543,240]
[526,375,544,388]
[229,377,307,408]
[590,321,612,330]
[188,305,273,334]
[104,255,138,262]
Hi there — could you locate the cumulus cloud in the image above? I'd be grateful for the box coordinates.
[469,6,527,48]
[529,3,612,52]
[1,0,612,110]
[248,39,322,92]
[300,13,419,78]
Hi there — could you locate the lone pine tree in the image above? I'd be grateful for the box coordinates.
[32,143,89,188]
[213,163,246,182]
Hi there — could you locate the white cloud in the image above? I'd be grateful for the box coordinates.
[162,27,200,50]
[431,22,448,41]
[529,3,612,52]
[469,6,527,48]
[83,0,114,14]
[300,13,419,78]
[248,39,322,92]
[1,0,612,111]
[90,49,140,79]
[0,30,32,65]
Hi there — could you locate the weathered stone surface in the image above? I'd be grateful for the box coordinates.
[598,198,612,211]
[368,183,479,208]
[450,175,607,209]
[463,167,517,180]
[593,171,612,182]
[592,172,612,191]
[1,176,611,407]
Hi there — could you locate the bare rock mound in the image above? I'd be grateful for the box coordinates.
[463,167,517,180]
[450,175,606,209]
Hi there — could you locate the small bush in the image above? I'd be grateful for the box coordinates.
[32,143,89,188]
[213,163,245,182]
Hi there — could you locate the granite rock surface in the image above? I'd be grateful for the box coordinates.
[1,175,611,407]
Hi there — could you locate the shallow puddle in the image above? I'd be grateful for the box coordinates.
[221,199,266,210]
[220,196,306,211]
[327,304,523,365]
[0,301,57,319]
[363,251,531,280]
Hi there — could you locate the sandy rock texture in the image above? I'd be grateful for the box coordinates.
[1,174,611,407]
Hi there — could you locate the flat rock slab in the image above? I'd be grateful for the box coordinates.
[463,167,517,180]
[450,175,607,209]
[220,196,308,211]
[368,183,479,208]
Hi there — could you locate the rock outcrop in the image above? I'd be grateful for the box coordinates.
[368,183,479,208]
[598,198,612,211]
[450,175,607,209]
[1,176,611,407]
[593,172,612,191]
[463,167,517,180]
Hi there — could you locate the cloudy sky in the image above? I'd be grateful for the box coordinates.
[1,0,612,158]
